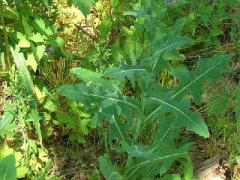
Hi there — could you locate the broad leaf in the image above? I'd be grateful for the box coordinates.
[59,84,141,117]
[104,65,149,88]
[150,36,192,71]
[99,155,123,180]
[71,67,113,89]
[147,96,209,138]
[0,155,16,180]
[124,144,190,179]
[0,110,16,137]
[10,47,34,93]
[69,0,95,15]
[171,54,232,102]
[41,0,50,9]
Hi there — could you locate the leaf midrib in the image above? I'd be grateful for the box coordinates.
[149,97,208,137]
[62,89,140,110]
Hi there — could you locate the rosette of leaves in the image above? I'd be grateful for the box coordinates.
[59,1,232,179]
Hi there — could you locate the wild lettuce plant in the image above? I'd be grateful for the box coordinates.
[59,1,232,179]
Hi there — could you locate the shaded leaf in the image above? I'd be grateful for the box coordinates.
[0,155,16,180]
[99,155,123,180]
[69,0,95,16]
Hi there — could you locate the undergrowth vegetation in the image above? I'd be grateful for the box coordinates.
[0,0,240,179]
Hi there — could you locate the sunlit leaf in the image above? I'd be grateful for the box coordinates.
[10,47,34,93]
